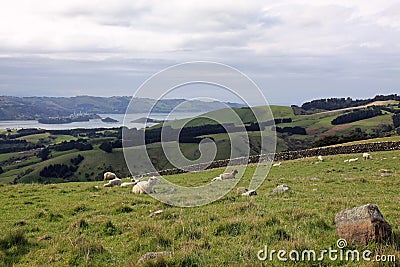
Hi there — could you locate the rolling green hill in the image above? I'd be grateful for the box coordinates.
[0,97,399,184]
[154,100,399,152]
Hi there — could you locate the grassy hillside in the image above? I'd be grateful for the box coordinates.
[154,101,398,153]
[1,100,399,184]
[156,105,294,129]
[1,149,399,266]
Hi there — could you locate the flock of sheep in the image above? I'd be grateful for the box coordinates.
[103,171,160,194]
[102,169,240,194]
[272,152,373,166]
[102,152,374,194]
[343,152,372,163]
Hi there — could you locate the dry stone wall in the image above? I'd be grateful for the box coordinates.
[137,141,400,177]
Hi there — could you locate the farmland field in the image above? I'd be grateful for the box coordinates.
[1,149,399,266]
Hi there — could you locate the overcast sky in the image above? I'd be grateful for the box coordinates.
[0,0,399,105]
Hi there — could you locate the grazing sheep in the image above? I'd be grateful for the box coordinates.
[103,178,122,187]
[212,169,238,182]
[348,158,359,163]
[317,155,324,161]
[344,159,349,163]
[103,171,117,181]
[272,162,281,167]
[242,190,257,197]
[362,153,372,160]
[132,177,160,194]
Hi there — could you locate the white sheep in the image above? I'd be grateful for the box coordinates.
[317,155,323,161]
[348,158,359,163]
[132,177,160,194]
[103,171,117,181]
[212,169,238,182]
[272,162,281,167]
[103,178,122,187]
[121,181,138,187]
[362,153,372,160]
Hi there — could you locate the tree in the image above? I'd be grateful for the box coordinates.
[393,114,400,128]
[99,141,113,153]
[37,148,51,161]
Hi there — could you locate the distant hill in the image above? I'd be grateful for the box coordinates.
[151,98,399,152]
[0,96,245,120]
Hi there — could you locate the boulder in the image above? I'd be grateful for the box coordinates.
[236,187,248,194]
[335,204,392,244]
[137,251,172,265]
[272,184,291,193]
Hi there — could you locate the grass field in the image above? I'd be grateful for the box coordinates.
[1,150,399,266]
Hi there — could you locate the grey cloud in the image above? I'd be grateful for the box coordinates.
[0,1,399,104]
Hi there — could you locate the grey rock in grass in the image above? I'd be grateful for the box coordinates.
[335,204,392,245]
[242,190,257,197]
[236,187,248,194]
[137,251,172,264]
[149,210,164,217]
[273,184,291,193]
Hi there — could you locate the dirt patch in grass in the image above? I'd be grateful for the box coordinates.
[318,125,351,138]
[307,126,329,135]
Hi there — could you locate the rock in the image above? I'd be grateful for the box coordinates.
[37,235,51,241]
[242,190,257,197]
[273,184,291,193]
[335,204,392,245]
[137,251,172,264]
[236,187,248,194]
[149,210,164,217]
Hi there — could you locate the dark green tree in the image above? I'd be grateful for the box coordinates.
[99,141,113,153]
[37,148,51,161]
[393,114,400,128]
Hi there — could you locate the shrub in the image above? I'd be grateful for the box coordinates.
[70,154,84,165]
[103,221,120,236]
[393,113,400,128]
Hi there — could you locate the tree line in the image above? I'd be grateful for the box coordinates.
[331,107,382,125]
[0,139,40,153]
[272,126,307,135]
[301,94,400,111]
[39,154,84,180]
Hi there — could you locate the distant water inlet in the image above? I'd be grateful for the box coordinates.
[0,112,202,130]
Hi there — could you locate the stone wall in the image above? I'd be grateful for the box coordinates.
[137,141,400,177]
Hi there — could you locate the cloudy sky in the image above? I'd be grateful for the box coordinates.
[0,0,399,105]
